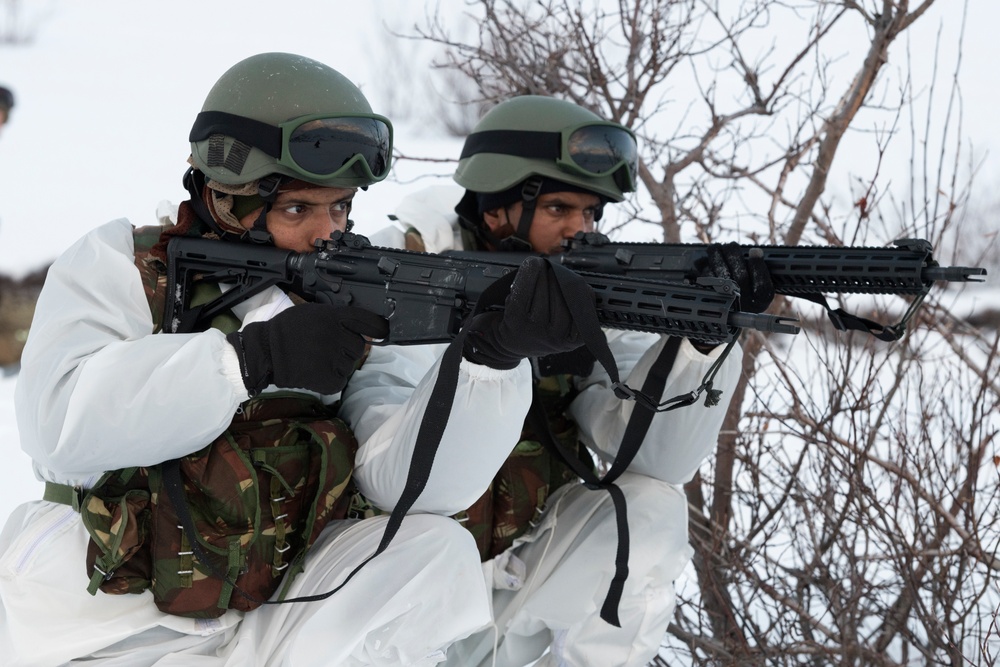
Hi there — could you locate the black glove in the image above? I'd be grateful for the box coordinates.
[705,242,776,314]
[463,256,586,370]
[227,304,389,396]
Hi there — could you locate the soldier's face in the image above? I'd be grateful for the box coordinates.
[238,186,355,253]
[483,191,601,254]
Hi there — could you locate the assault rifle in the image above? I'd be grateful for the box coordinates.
[163,231,800,344]
[448,234,988,341]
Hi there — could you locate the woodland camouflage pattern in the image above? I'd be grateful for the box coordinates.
[81,395,357,618]
[77,226,359,619]
[459,373,591,560]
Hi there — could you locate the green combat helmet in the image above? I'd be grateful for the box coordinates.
[190,52,392,190]
[185,52,393,242]
[454,95,637,250]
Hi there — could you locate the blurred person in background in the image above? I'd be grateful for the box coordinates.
[0,85,13,133]
[0,83,33,372]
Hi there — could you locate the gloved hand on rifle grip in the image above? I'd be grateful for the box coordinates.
[463,256,586,370]
[706,242,776,314]
[226,303,390,396]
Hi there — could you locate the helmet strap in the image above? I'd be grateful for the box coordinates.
[456,190,506,251]
[246,175,282,244]
[498,177,542,252]
[182,168,283,245]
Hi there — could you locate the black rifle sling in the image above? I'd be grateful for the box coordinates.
[272,327,473,605]
[525,262,737,626]
[525,260,683,626]
[526,336,683,627]
[795,292,911,342]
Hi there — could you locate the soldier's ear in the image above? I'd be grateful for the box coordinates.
[482,206,510,234]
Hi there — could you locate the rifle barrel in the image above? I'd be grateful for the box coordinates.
[923,266,987,283]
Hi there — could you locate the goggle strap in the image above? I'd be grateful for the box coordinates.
[460,130,560,161]
[191,111,282,159]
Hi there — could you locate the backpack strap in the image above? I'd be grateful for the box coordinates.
[43,481,85,512]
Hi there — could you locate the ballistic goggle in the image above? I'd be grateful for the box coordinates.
[460,122,638,191]
[190,110,393,183]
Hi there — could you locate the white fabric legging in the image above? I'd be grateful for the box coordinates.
[444,472,691,667]
[65,514,490,667]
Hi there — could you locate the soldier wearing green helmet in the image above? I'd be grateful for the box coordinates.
[366,95,774,667]
[449,95,637,253]
[184,51,393,248]
[3,53,577,666]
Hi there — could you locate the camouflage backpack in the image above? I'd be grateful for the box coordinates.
[71,393,357,618]
[44,222,359,618]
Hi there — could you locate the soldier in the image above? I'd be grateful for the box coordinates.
[0,85,12,133]
[0,54,580,667]
[0,266,45,369]
[354,96,775,666]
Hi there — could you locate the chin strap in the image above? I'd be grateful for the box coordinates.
[246,175,282,244]
[498,177,542,252]
[182,168,229,238]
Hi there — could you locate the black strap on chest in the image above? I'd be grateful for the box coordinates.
[526,336,684,627]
